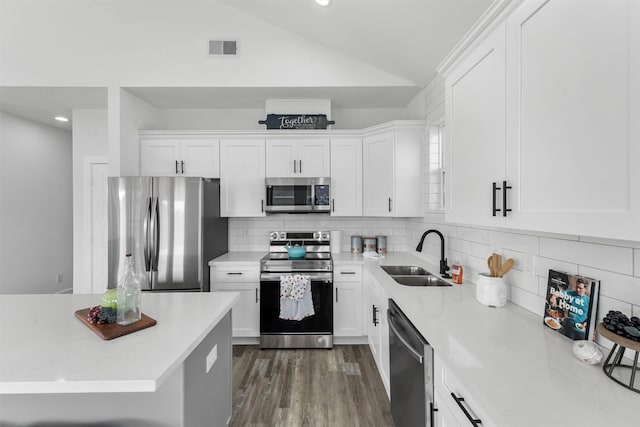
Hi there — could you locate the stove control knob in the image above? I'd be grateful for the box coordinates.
[313,232,320,240]
[322,232,329,240]
[279,232,286,240]
[269,232,279,241]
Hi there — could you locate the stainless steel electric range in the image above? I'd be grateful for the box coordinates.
[259,231,333,349]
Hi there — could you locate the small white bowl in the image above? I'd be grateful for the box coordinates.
[572,340,603,365]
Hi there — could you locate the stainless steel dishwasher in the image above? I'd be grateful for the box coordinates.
[388,299,434,427]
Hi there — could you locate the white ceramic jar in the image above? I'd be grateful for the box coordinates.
[476,273,507,308]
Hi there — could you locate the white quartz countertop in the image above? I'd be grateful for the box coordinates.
[0,292,239,394]
[212,251,639,426]
[208,251,265,264]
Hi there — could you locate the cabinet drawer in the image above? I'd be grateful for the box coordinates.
[434,354,495,427]
[211,265,259,283]
[334,265,362,282]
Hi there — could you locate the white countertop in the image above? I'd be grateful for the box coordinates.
[208,251,264,264]
[211,251,639,426]
[0,292,239,394]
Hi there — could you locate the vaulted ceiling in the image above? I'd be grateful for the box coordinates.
[0,0,493,129]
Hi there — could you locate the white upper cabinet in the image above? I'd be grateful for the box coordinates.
[363,122,424,217]
[443,0,639,241]
[265,137,330,177]
[444,23,506,228]
[140,136,220,178]
[330,137,363,216]
[504,0,639,240]
[219,138,266,217]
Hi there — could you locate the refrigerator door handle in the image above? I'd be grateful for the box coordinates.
[150,196,160,272]
[143,197,152,272]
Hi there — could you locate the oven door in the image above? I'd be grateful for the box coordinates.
[259,272,333,346]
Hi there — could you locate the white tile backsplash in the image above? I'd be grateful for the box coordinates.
[540,237,633,274]
[578,266,640,307]
[534,256,578,280]
[634,249,640,277]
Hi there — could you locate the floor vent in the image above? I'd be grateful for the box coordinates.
[209,40,238,56]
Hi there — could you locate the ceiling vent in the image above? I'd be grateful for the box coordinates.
[209,40,238,56]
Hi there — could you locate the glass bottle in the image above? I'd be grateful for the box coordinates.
[117,253,142,325]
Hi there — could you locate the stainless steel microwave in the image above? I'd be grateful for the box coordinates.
[265,177,330,213]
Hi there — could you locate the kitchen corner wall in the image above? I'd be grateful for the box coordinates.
[414,75,640,325]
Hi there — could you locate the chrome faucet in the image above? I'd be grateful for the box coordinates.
[415,229,451,278]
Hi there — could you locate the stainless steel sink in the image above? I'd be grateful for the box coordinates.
[380,265,430,276]
[391,275,452,287]
[380,265,452,287]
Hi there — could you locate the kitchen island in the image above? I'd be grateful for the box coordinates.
[0,292,239,427]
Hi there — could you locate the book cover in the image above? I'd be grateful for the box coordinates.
[543,269,600,341]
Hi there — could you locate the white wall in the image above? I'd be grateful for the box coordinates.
[118,89,159,175]
[72,109,108,293]
[408,76,640,331]
[0,112,73,294]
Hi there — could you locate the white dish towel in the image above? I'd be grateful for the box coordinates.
[279,274,314,321]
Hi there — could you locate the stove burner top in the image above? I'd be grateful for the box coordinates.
[264,252,331,261]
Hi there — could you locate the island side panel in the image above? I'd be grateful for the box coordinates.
[184,310,232,427]
[0,364,185,426]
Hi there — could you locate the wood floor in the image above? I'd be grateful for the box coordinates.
[230,345,394,427]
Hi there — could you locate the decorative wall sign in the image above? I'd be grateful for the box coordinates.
[259,114,335,130]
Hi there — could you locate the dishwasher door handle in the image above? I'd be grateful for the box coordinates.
[388,311,424,364]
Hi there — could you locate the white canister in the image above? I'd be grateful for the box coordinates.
[476,274,507,308]
[330,230,342,254]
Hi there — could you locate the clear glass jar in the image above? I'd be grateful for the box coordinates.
[116,254,142,325]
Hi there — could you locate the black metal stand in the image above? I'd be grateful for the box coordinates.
[598,323,640,394]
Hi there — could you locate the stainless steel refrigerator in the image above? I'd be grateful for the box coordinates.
[107,177,228,292]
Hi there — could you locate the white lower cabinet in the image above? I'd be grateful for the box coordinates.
[434,353,496,427]
[333,264,363,337]
[210,264,260,338]
[365,270,390,396]
[434,389,463,427]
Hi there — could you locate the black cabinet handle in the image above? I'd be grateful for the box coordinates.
[451,392,482,426]
[261,199,264,213]
[293,159,297,173]
[336,288,339,303]
[226,272,243,275]
[175,160,179,174]
[299,160,302,174]
[502,180,512,217]
[181,160,185,174]
[340,271,356,275]
[255,288,259,303]
[372,304,379,326]
[388,197,392,212]
[492,182,501,216]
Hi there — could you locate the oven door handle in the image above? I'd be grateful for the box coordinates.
[388,311,424,364]
[260,272,333,282]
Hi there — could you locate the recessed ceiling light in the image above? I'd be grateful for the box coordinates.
[315,0,331,6]
[54,116,69,122]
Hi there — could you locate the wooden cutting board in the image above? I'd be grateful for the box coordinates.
[74,308,157,340]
